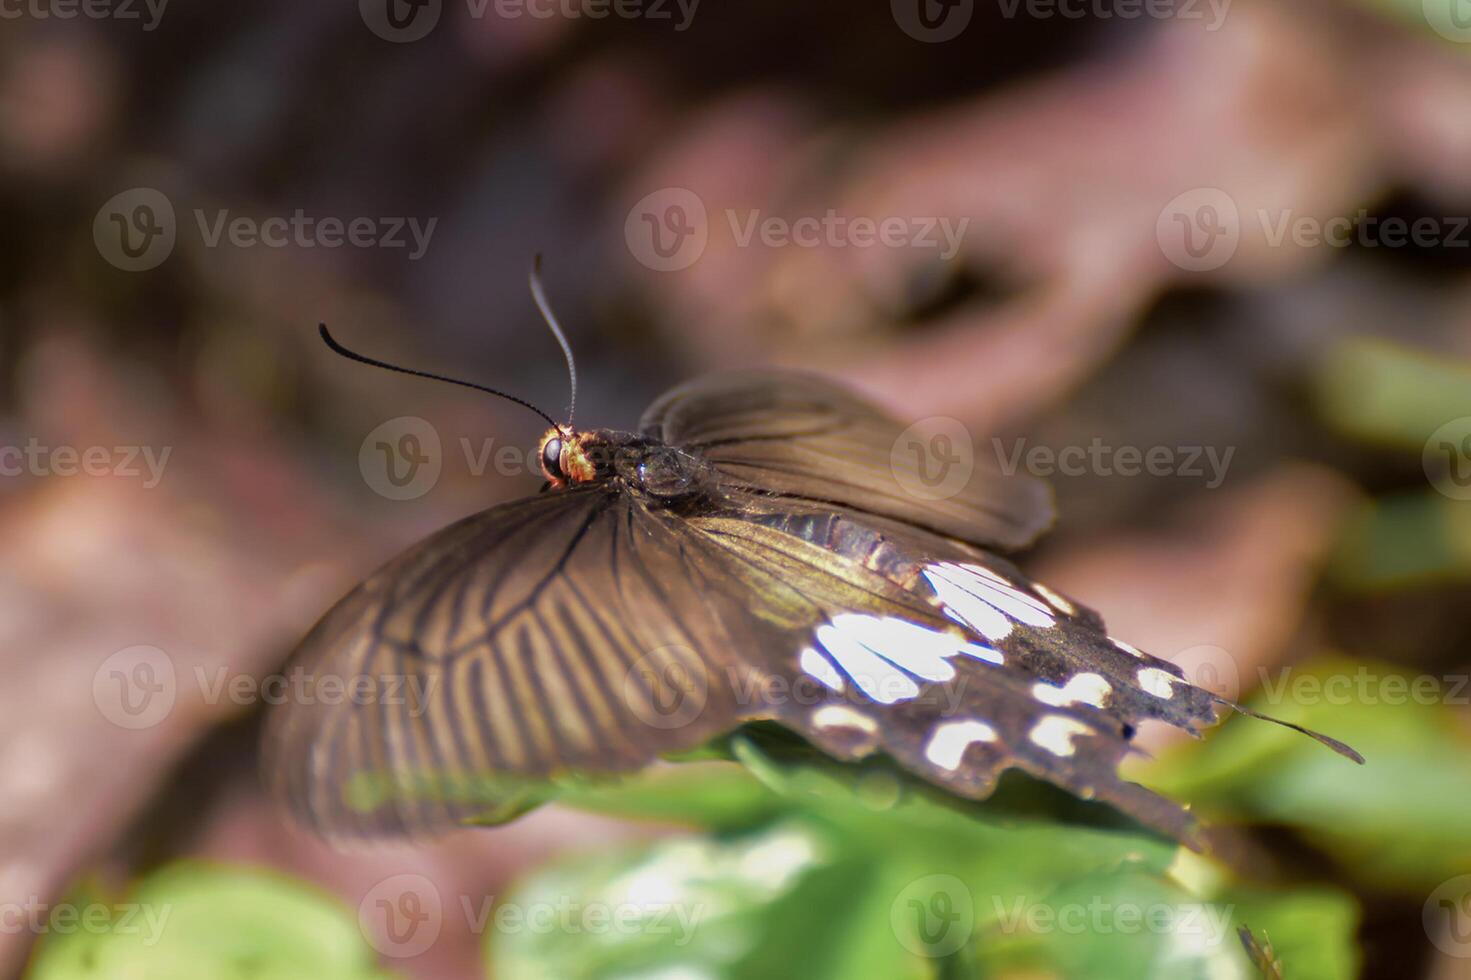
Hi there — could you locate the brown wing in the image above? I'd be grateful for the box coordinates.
[668,502,1212,843]
[671,499,1359,846]
[264,488,762,840]
[640,371,1054,551]
[269,374,1356,845]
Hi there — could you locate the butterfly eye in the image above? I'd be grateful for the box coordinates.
[542,437,564,480]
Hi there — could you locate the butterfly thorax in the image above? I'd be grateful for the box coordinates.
[541,427,714,503]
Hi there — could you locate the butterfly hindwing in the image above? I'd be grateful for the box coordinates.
[676,500,1217,841]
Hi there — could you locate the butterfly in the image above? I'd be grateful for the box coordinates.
[266,264,1360,846]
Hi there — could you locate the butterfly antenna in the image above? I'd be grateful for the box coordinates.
[1218,697,1365,764]
[529,254,577,428]
[318,324,560,430]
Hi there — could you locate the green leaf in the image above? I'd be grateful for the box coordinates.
[1143,658,1471,888]
[555,761,786,830]
[1330,491,1471,592]
[1314,336,1471,450]
[1224,890,1360,980]
[27,863,396,980]
[976,871,1248,980]
[972,877,1357,980]
[496,728,1212,980]
[488,820,918,980]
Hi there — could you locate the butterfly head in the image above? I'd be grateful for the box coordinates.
[540,426,598,488]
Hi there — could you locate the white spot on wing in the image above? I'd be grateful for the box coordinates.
[830,614,959,683]
[800,647,844,693]
[1110,636,1146,658]
[953,563,1056,625]
[1032,583,1077,617]
[966,563,1011,585]
[960,643,1005,666]
[924,719,999,770]
[812,705,877,735]
[924,567,1013,641]
[1028,715,1093,757]
[1032,672,1112,709]
[1137,666,1179,700]
[815,622,920,704]
[807,613,1003,705]
[923,563,1057,644]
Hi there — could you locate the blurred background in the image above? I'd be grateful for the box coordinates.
[3,0,1471,977]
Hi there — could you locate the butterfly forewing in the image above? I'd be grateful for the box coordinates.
[266,489,755,838]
